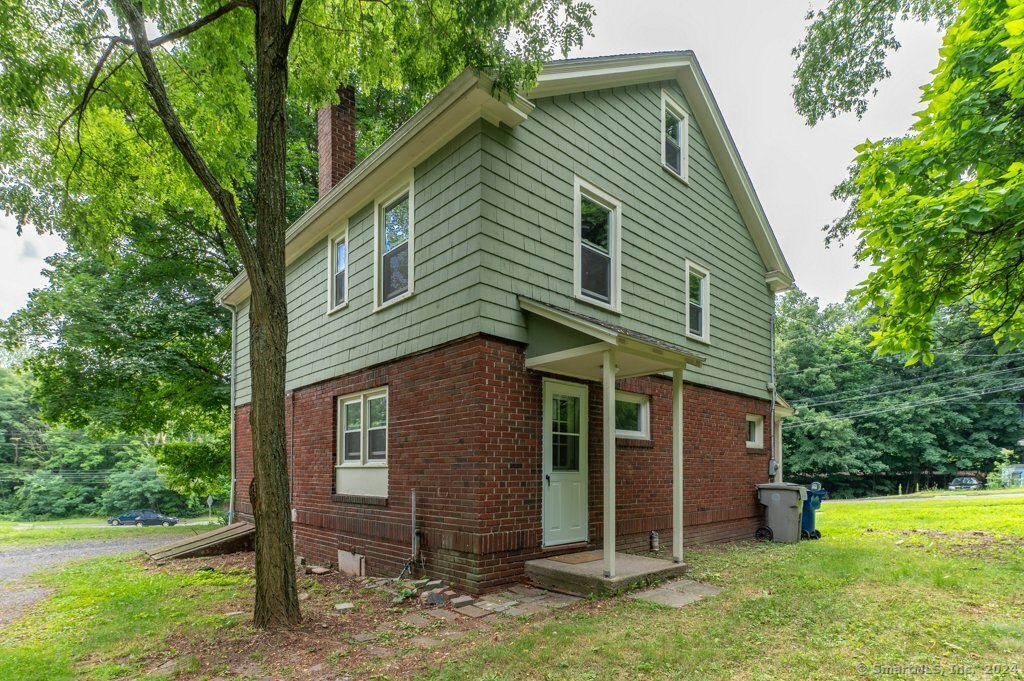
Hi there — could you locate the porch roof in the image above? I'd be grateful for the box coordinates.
[519,298,704,381]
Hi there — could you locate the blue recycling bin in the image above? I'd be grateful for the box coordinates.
[801,484,828,539]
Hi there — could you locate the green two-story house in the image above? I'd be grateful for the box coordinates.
[218,51,795,592]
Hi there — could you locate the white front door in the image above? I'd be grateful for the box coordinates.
[542,379,588,546]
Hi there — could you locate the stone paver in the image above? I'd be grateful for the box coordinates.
[424,608,460,623]
[508,584,547,598]
[454,604,492,619]
[352,633,377,643]
[400,613,433,628]
[410,636,441,648]
[628,579,723,608]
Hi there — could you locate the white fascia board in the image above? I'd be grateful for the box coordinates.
[217,70,534,306]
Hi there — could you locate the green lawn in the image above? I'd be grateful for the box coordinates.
[0,519,218,548]
[0,557,251,680]
[427,496,1024,680]
[0,498,1021,680]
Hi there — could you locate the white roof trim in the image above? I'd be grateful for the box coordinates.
[529,52,793,292]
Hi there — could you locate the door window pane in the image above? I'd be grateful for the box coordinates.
[551,395,581,471]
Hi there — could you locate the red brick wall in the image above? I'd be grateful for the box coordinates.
[317,84,356,199]
[233,334,772,592]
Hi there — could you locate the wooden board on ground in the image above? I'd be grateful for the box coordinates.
[147,522,255,563]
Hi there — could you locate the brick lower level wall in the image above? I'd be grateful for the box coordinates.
[233,334,773,592]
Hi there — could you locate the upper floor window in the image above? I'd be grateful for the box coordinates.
[338,389,389,466]
[375,181,414,308]
[615,392,650,440]
[661,91,689,182]
[573,178,621,311]
[328,230,348,312]
[686,260,710,343]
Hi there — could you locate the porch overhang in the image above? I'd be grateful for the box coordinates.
[519,298,704,380]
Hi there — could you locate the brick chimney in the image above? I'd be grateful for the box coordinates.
[317,85,356,199]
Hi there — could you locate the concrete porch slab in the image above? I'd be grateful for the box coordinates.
[525,552,686,596]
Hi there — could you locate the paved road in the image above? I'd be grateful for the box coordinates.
[829,491,1024,503]
[0,536,175,626]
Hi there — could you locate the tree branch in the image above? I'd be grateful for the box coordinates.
[285,0,304,45]
[113,0,261,287]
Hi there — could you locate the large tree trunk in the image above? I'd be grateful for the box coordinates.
[250,0,300,628]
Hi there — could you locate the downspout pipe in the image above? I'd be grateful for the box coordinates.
[227,302,238,524]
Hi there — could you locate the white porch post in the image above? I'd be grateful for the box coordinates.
[672,368,684,563]
[602,348,616,578]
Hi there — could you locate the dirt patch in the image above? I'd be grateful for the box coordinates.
[130,553,583,680]
[886,529,1024,559]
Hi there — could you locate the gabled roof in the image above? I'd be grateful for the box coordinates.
[218,51,794,306]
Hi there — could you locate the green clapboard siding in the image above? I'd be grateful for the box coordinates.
[233,81,775,405]
[476,81,773,398]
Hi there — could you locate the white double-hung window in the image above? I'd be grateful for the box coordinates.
[573,178,621,311]
[685,260,710,343]
[661,90,689,181]
[375,180,414,308]
[336,388,389,497]
[328,229,348,311]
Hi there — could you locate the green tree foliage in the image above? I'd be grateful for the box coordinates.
[777,289,1024,497]
[1,0,593,627]
[797,0,1024,360]
[792,0,957,124]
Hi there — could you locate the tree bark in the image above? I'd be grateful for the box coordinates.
[251,0,300,628]
[113,0,300,628]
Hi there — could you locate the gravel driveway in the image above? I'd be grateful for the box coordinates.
[0,536,174,626]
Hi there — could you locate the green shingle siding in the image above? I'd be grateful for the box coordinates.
[234,81,774,405]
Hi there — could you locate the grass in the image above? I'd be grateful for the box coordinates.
[0,497,1021,680]
[0,519,218,548]
[422,495,1024,680]
[0,557,251,680]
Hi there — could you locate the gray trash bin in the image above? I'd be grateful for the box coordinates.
[755,483,808,543]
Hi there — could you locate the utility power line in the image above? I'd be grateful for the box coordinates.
[797,365,1024,408]
[782,382,1024,429]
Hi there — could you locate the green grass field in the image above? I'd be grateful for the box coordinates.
[0,497,1021,680]
[0,518,218,548]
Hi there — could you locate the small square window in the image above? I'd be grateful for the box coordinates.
[661,91,689,182]
[615,392,650,440]
[745,414,764,448]
[573,178,621,311]
[337,389,389,466]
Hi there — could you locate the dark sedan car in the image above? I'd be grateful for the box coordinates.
[947,476,983,491]
[107,509,178,526]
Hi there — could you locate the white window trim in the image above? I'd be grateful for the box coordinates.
[685,259,711,344]
[572,176,622,313]
[373,177,415,311]
[745,414,765,449]
[336,387,389,469]
[615,391,650,440]
[326,225,349,315]
[661,90,690,183]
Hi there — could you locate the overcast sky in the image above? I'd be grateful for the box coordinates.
[0,1,944,318]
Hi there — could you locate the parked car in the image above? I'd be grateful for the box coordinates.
[947,476,982,491]
[107,509,178,526]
